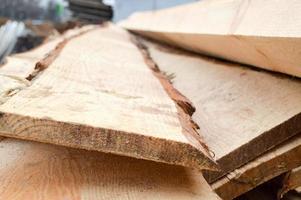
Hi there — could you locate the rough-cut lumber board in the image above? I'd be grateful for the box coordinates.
[0,137,221,200]
[0,25,94,78]
[279,167,301,199]
[0,25,94,104]
[0,24,217,170]
[212,134,301,200]
[0,26,94,104]
[120,0,301,77]
[142,39,301,182]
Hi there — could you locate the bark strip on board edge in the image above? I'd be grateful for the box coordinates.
[0,25,218,171]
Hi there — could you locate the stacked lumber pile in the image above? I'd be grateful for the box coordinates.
[68,0,113,23]
[120,0,301,77]
[119,0,301,198]
[0,24,222,199]
[0,0,300,199]
[141,40,301,199]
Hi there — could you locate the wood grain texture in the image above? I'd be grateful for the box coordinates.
[0,25,94,78]
[142,40,301,182]
[212,134,301,200]
[0,137,221,200]
[120,0,301,77]
[0,25,94,104]
[0,24,217,170]
[279,166,301,198]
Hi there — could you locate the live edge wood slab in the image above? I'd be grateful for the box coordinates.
[142,39,301,182]
[120,0,301,77]
[0,137,221,200]
[0,24,217,171]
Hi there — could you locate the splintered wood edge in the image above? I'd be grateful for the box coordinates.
[0,113,217,170]
[205,112,301,182]
[130,34,218,168]
[212,134,301,200]
[0,25,218,171]
[26,26,99,81]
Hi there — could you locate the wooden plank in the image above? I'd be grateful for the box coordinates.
[69,0,111,10]
[120,0,301,77]
[0,25,94,78]
[69,4,113,18]
[212,134,301,200]
[142,39,301,182]
[73,13,109,23]
[0,25,94,104]
[0,137,221,200]
[0,24,217,170]
[279,166,301,198]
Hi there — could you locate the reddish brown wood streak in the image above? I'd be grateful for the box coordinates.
[132,35,214,160]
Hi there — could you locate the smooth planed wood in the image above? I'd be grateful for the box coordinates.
[212,134,301,200]
[0,137,221,200]
[120,0,301,77]
[142,39,301,182]
[0,24,217,170]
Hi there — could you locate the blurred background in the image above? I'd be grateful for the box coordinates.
[0,0,198,64]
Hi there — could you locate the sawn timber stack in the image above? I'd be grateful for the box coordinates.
[0,24,217,171]
[142,39,301,183]
[120,0,301,77]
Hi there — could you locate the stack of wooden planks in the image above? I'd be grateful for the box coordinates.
[68,0,113,23]
[140,39,301,199]
[0,0,301,199]
[119,0,301,199]
[120,0,301,77]
[0,23,223,199]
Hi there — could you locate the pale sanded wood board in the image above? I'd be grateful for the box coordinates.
[0,24,216,170]
[120,0,301,77]
[0,137,221,200]
[142,39,301,182]
[212,134,301,200]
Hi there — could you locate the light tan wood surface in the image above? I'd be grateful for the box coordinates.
[120,0,301,77]
[0,24,216,170]
[212,134,301,200]
[142,40,301,182]
[0,137,221,200]
[0,25,94,78]
[0,26,94,104]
